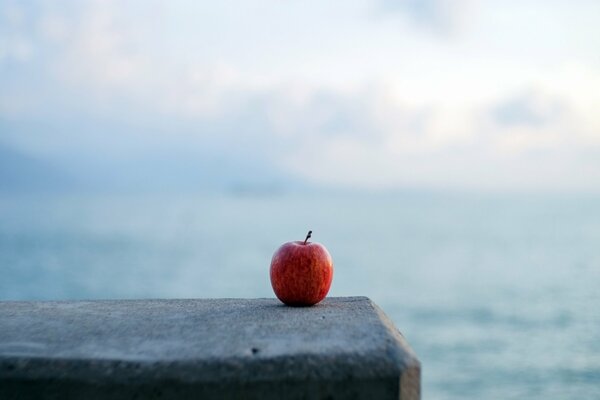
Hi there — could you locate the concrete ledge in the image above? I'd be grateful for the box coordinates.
[0,297,420,399]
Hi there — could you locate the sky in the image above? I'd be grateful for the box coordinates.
[1,0,600,192]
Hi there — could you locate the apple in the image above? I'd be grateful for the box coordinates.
[270,231,334,306]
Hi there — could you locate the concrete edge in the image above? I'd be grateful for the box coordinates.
[367,298,421,400]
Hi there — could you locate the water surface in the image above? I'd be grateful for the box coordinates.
[1,191,598,399]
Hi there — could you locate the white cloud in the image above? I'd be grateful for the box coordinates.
[377,0,475,35]
[38,14,68,43]
[1,1,600,192]
[0,1,33,63]
[53,1,148,89]
[270,68,600,191]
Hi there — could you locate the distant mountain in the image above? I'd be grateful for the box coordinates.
[0,143,74,192]
[0,142,298,194]
[0,116,303,194]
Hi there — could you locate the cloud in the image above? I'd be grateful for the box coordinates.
[492,89,565,128]
[377,0,474,34]
[267,76,600,191]
[0,2,32,63]
[2,1,600,193]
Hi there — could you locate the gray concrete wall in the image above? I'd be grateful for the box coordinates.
[0,297,420,399]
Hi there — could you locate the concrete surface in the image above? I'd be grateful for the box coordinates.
[0,297,420,399]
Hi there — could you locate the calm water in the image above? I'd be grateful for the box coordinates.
[1,191,599,399]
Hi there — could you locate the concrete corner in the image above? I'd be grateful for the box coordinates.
[0,297,420,399]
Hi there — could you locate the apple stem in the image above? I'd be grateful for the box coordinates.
[303,230,312,245]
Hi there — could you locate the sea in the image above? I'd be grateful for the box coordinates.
[1,190,599,399]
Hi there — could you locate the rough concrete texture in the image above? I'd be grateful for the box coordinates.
[0,297,420,399]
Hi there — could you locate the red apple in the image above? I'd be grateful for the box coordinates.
[270,231,334,306]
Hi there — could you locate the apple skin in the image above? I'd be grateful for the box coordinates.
[270,240,334,306]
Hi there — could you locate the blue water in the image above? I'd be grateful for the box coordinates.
[1,191,599,399]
